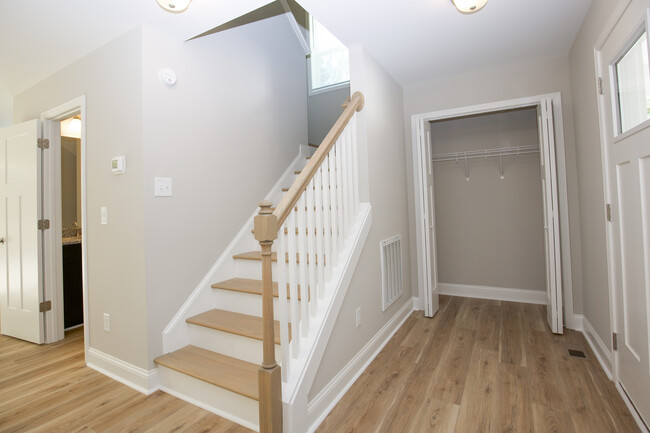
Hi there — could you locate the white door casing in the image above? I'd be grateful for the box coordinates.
[538,99,564,334]
[598,2,650,426]
[0,120,45,344]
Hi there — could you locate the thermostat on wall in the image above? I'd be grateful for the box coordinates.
[111,156,126,174]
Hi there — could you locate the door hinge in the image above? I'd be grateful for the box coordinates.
[39,301,52,313]
[37,138,50,149]
[612,332,618,351]
[606,204,612,222]
[598,77,604,95]
[38,219,51,230]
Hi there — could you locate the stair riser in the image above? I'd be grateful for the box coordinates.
[213,289,287,321]
[188,324,282,365]
[235,259,325,281]
[158,365,260,432]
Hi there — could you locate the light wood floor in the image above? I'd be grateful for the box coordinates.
[0,327,251,433]
[0,296,640,432]
[316,296,640,433]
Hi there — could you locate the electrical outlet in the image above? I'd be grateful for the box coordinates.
[103,313,111,332]
[355,308,361,328]
[154,177,173,197]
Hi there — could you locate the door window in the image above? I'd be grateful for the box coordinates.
[615,31,650,134]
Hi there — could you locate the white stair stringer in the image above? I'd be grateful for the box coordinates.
[158,365,260,431]
[281,203,373,433]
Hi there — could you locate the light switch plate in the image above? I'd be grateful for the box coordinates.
[100,206,108,225]
[154,177,172,197]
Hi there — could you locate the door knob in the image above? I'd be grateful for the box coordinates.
[0,238,4,245]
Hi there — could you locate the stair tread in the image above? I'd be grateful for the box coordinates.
[233,251,322,265]
[212,277,306,300]
[154,345,259,400]
[187,309,286,344]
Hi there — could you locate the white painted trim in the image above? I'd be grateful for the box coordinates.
[582,316,613,379]
[40,96,88,358]
[86,348,160,395]
[412,296,423,311]
[306,299,414,433]
[410,92,575,333]
[616,382,650,433]
[438,283,546,305]
[565,313,584,331]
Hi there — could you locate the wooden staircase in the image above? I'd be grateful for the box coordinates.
[155,92,366,433]
[154,167,308,430]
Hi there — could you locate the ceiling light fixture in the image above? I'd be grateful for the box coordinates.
[156,0,191,13]
[451,0,488,14]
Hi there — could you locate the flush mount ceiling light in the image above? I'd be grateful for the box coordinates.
[451,0,488,14]
[156,0,191,13]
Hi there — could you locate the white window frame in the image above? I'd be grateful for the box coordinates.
[307,16,350,96]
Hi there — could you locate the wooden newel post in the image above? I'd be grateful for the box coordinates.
[254,200,282,433]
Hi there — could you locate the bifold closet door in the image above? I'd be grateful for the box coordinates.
[417,118,439,318]
[537,100,563,334]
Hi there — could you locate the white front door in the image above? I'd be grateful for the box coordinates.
[0,120,45,344]
[418,119,439,317]
[537,100,563,334]
[599,3,650,425]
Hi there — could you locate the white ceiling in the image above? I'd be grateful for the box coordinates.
[300,0,593,85]
[0,0,591,123]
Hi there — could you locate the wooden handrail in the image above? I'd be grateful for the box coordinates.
[273,91,365,228]
[253,91,364,433]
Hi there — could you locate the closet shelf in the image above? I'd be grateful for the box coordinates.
[431,144,540,162]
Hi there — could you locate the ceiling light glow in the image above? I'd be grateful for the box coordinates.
[451,0,488,14]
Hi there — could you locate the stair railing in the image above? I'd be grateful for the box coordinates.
[253,91,365,433]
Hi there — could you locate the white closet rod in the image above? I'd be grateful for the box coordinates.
[431,144,540,162]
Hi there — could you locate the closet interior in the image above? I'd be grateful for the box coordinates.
[430,107,547,297]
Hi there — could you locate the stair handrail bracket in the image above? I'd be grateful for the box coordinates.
[254,91,365,433]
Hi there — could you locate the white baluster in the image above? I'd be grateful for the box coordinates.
[321,160,333,281]
[344,125,353,230]
[306,178,317,317]
[340,135,350,238]
[351,114,360,217]
[328,153,339,265]
[314,169,325,300]
[335,139,345,241]
[287,211,300,357]
[297,194,309,334]
[277,222,290,380]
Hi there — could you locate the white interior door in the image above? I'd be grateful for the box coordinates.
[418,119,439,317]
[0,119,45,344]
[537,100,563,334]
[599,4,650,425]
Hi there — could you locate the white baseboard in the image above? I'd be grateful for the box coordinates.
[412,296,423,311]
[86,348,160,395]
[565,313,583,331]
[438,282,545,305]
[306,299,414,433]
[581,317,613,380]
[616,382,650,433]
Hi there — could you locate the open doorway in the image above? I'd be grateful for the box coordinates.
[411,93,575,333]
[60,116,83,331]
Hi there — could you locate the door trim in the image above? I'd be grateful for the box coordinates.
[40,96,88,358]
[410,92,576,328]
[594,3,649,431]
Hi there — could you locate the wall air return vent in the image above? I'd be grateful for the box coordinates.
[380,235,404,311]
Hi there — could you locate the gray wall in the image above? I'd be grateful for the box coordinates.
[61,136,80,228]
[0,84,12,128]
[403,55,584,316]
[431,108,546,292]
[141,16,308,367]
[309,46,412,399]
[308,85,350,145]
[14,29,149,368]
[568,0,620,345]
